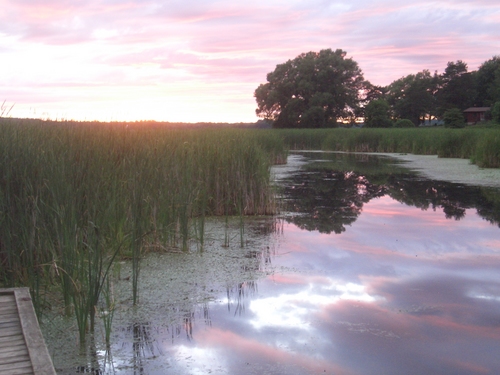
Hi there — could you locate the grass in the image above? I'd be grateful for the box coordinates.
[276,126,500,168]
[0,119,286,343]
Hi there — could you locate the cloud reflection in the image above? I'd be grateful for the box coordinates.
[195,327,355,375]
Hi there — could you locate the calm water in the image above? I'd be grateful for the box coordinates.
[43,152,500,375]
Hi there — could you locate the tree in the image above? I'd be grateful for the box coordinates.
[363,83,388,103]
[364,99,392,128]
[475,56,500,106]
[436,60,476,116]
[443,108,465,128]
[254,49,367,128]
[386,70,439,125]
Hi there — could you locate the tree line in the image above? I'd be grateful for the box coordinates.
[254,49,500,128]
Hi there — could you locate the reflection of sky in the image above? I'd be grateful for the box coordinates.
[104,194,500,374]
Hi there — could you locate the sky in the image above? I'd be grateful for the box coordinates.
[1,0,499,123]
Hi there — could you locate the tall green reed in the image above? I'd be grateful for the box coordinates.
[275,127,500,168]
[0,121,286,342]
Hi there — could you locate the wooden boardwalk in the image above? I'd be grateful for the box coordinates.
[0,288,55,375]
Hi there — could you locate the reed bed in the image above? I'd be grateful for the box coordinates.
[276,127,500,168]
[0,121,286,342]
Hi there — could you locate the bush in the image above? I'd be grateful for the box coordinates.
[443,108,466,128]
[394,119,415,128]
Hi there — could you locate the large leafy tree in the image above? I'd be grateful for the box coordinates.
[254,49,367,128]
[386,70,439,125]
[436,60,476,116]
[475,56,500,106]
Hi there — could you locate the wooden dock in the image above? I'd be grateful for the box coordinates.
[0,288,55,375]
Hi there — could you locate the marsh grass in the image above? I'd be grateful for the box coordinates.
[276,127,500,168]
[472,131,500,168]
[0,120,286,342]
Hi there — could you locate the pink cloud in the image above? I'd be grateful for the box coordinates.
[1,0,500,121]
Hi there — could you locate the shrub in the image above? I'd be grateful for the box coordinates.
[394,119,415,128]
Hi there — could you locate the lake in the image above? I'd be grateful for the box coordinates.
[42,151,500,375]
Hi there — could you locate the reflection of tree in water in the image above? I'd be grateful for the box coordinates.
[386,176,470,220]
[385,177,499,225]
[475,188,500,226]
[281,152,500,233]
[281,169,385,234]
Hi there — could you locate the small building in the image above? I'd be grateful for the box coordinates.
[463,107,490,124]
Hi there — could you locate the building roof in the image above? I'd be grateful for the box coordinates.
[463,107,490,113]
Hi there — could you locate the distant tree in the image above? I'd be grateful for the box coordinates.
[443,108,466,128]
[386,70,439,125]
[254,49,368,128]
[436,60,476,116]
[475,56,500,106]
[364,99,392,128]
[393,119,415,128]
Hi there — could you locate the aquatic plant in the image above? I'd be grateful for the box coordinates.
[0,120,286,342]
[100,276,115,347]
[473,130,500,168]
[276,127,500,168]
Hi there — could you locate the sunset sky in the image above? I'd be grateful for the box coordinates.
[1,0,499,123]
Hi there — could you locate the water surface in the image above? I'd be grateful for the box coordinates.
[43,152,500,375]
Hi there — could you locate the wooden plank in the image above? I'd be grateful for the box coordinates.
[0,313,21,324]
[0,321,21,330]
[0,361,34,374]
[3,371,34,375]
[14,288,56,375]
[0,352,31,365]
[0,289,27,374]
[0,294,16,303]
[0,359,33,371]
[0,288,55,375]
[0,310,18,317]
[0,344,28,356]
[2,368,34,375]
[0,306,18,314]
[0,327,23,338]
[0,338,26,349]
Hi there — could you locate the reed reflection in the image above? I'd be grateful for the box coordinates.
[226,281,258,316]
